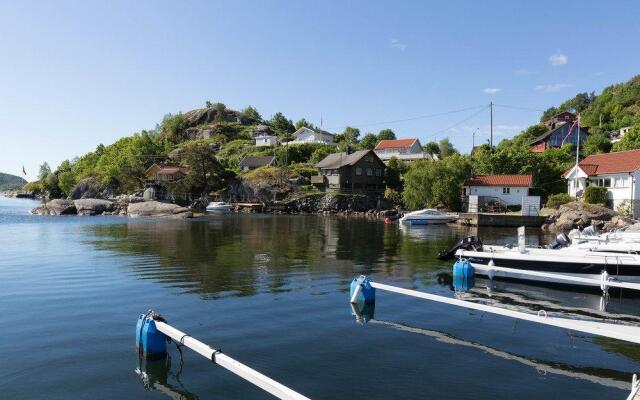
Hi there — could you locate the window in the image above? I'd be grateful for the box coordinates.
[356,167,362,176]
[503,187,510,194]
[375,168,382,177]
[366,168,373,176]
[591,178,613,187]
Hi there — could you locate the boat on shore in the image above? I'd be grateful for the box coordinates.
[399,209,458,225]
[205,201,232,212]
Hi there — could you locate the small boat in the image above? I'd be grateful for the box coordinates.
[205,201,232,212]
[399,209,458,225]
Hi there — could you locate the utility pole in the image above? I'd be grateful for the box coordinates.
[489,102,493,150]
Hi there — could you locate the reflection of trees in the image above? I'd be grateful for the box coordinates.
[87,215,554,300]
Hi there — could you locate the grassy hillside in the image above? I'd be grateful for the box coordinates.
[0,172,27,191]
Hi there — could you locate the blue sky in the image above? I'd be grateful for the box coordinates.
[1,0,639,180]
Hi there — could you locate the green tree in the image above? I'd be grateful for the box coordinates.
[377,129,396,141]
[214,102,226,121]
[242,106,262,122]
[359,133,379,150]
[343,126,360,145]
[613,126,640,151]
[38,162,51,181]
[386,156,407,190]
[43,172,63,198]
[179,140,230,195]
[583,133,612,155]
[270,112,295,137]
[295,118,313,130]
[423,141,440,156]
[438,138,457,158]
[402,155,471,211]
[310,146,334,164]
[159,113,186,146]
[58,171,76,196]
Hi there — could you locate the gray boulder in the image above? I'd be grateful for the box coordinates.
[68,177,107,200]
[74,199,114,216]
[127,201,193,218]
[31,199,77,215]
[542,201,617,232]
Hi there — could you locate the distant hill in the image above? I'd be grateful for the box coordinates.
[0,172,27,191]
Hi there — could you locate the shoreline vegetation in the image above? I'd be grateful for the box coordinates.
[9,74,640,228]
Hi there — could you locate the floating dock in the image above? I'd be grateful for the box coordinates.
[458,213,547,227]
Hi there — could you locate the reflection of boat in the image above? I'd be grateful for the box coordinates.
[205,201,232,212]
[399,209,458,225]
[135,355,199,400]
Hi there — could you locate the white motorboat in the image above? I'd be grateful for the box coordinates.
[206,201,232,212]
[399,209,458,225]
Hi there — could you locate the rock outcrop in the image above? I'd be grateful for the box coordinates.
[542,201,620,232]
[74,199,115,216]
[127,201,193,218]
[68,177,109,200]
[285,194,390,214]
[31,199,77,215]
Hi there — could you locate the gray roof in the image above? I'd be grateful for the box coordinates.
[239,156,276,168]
[315,150,374,169]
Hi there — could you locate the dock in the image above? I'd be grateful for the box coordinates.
[457,212,547,227]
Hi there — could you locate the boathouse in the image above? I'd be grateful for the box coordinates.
[463,174,533,207]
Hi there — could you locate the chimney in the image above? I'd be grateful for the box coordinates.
[345,145,352,155]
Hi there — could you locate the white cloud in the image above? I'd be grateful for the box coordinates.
[535,83,571,93]
[390,39,407,51]
[549,50,568,66]
[483,87,501,94]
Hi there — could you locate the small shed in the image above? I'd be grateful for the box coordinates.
[238,156,276,171]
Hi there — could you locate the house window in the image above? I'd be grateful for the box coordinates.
[375,168,382,177]
[503,187,510,194]
[366,168,373,176]
[356,167,362,176]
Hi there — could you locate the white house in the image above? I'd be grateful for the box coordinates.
[255,135,278,147]
[611,126,632,143]
[463,175,533,206]
[288,127,337,145]
[373,138,432,163]
[563,149,640,216]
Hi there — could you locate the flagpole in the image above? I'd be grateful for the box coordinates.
[576,113,580,167]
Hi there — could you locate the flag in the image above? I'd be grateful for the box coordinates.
[22,165,26,176]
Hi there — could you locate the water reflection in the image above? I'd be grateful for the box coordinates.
[135,355,198,400]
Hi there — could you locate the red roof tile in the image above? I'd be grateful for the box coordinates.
[564,149,640,176]
[374,138,417,150]
[464,174,533,187]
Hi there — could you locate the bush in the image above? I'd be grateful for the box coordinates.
[384,187,403,205]
[288,163,317,178]
[617,199,632,216]
[546,193,574,209]
[584,186,608,205]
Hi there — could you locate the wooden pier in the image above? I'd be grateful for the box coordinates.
[457,212,547,227]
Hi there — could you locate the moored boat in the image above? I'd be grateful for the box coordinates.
[399,209,458,225]
[206,201,232,212]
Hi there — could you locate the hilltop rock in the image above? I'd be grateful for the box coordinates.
[183,107,251,127]
[542,201,618,232]
[31,199,77,216]
[74,199,114,216]
[68,177,109,200]
[127,201,193,218]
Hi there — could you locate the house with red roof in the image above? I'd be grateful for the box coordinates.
[144,163,189,183]
[562,149,640,215]
[373,138,432,163]
[530,111,589,153]
[463,174,533,206]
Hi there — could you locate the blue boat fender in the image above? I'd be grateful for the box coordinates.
[452,259,475,279]
[350,275,376,304]
[136,310,168,360]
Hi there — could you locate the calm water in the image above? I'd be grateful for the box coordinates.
[1,196,640,399]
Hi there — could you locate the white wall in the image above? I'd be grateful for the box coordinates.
[255,136,277,147]
[467,186,529,206]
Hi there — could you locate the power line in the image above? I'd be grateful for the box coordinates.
[324,105,486,131]
[425,105,490,139]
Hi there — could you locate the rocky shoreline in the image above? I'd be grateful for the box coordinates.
[542,201,639,232]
